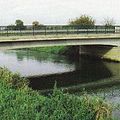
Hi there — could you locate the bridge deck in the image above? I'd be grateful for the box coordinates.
[0,34,120,41]
[0,34,120,50]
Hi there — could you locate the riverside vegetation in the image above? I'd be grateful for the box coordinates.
[29,46,80,58]
[0,67,113,120]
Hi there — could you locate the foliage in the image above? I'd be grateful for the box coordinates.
[69,15,95,27]
[32,21,40,27]
[7,25,16,30]
[39,87,112,120]
[29,46,79,58]
[0,68,45,120]
[15,19,26,30]
[0,68,28,89]
[32,21,44,30]
[0,68,112,120]
[29,46,68,54]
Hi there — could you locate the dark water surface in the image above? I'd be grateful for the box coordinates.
[0,49,120,118]
[0,49,120,90]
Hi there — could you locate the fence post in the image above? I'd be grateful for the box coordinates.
[87,28,88,34]
[45,26,46,36]
[6,28,8,37]
[20,28,22,36]
[67,26,69,35]
[77,26,79,34]
[33,26,35,36]
[105,26,106,34]
[96,26,97,34]
[56,27,58,35]
[67,28,68,35]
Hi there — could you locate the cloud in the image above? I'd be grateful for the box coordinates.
[0,0,120,25]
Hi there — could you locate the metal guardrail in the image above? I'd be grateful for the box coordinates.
[0,25,120,36]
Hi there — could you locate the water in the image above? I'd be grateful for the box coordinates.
[0,49,120,90]
[0,49,75,77]
[0,48,120,118]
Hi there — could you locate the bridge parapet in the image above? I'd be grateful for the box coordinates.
[0,25,118,37]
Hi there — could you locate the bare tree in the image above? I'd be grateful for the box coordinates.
[103,18,115,26]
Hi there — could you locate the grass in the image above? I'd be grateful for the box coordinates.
[0,68,113,120]
[29,46,69,54]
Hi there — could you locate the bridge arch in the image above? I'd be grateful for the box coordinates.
[79,45,120,62]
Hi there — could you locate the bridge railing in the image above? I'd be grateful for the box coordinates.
[0,25,119,37]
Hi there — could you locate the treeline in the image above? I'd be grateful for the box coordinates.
[69,15,115,27]
[6,15,115,30]
[7,20,44,30]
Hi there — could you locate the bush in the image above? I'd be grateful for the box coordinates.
[39,88,112,120]
[0,68,112,120]
[0,68,28,89]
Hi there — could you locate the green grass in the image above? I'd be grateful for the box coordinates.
[29,46,69,54]
[0,68,45,120]
[0,68,113,120]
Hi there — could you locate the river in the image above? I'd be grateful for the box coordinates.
[0,48,120,118]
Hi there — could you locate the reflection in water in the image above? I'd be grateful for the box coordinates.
[29,58,113,90]
[0,50,75,76]
[0,49,119,90]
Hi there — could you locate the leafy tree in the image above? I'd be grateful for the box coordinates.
[32,21,44,30]
[15,19,25,30]
[7,25,16,30]
[32,21,39,27]
[69,15,95,26]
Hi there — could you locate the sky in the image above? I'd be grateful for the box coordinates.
[0,0,120,25]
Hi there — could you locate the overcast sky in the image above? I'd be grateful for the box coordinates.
[0,0,120,25]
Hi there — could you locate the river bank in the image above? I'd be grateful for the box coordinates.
[28,46,79,58]
[0,47,120,119]
[0,68,113,120]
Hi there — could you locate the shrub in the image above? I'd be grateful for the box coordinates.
[38,88,112,120]
[0,67,28,89]
[0,68,112,120]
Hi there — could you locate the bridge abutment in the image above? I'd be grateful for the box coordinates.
[79,45,120,62]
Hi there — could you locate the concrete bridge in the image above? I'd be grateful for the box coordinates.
[0,36,120,62]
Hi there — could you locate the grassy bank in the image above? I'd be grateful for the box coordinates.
[29,46,80,58]
[0,68,113,120]
[29,46,67,54]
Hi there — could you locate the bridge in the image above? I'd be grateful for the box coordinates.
[0,36,120,49]
[0,25,120,62]
[0,36,119,62]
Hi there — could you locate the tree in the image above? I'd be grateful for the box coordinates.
[15,19,25,30]
[69,15,95,26]
[32,21,39,27]
[103,18,115,26]
[7,25,16,30]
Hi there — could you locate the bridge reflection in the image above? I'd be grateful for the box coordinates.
[28,56,114,90]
